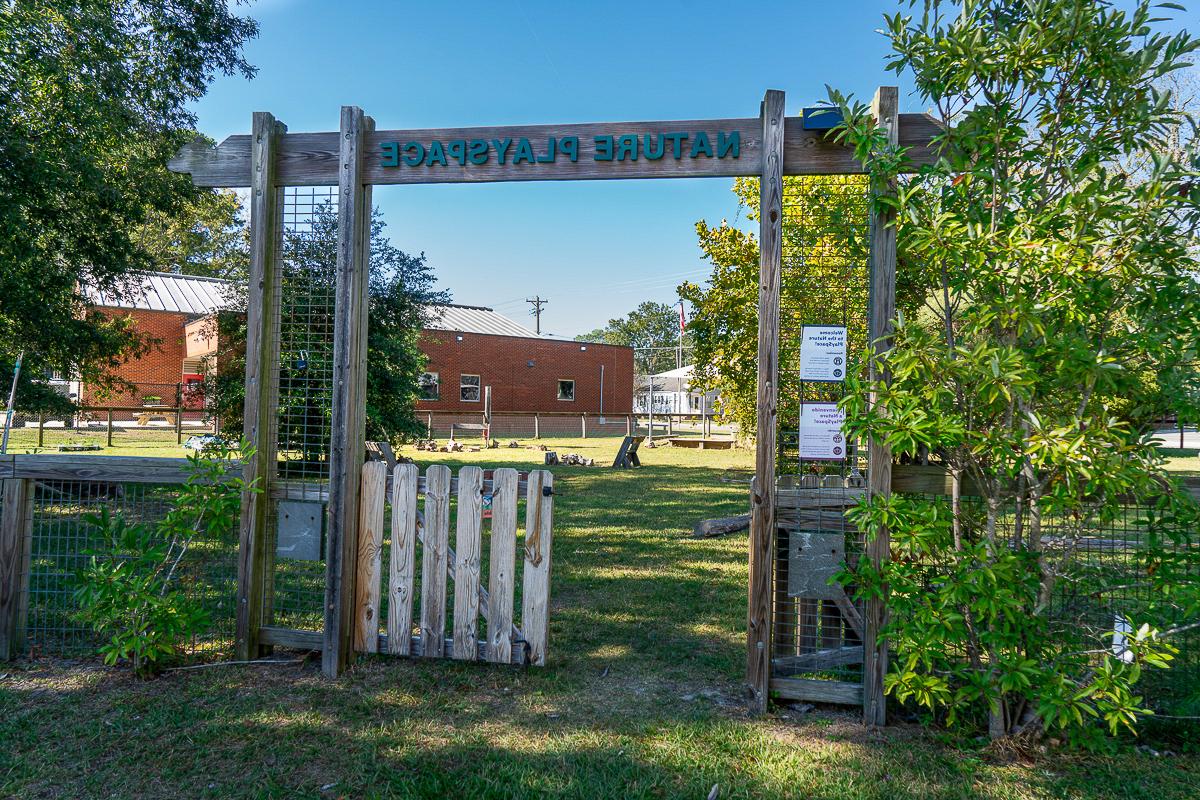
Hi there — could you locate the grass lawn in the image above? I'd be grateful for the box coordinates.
[2,424,202,457]
[1,438,1197,798]
[1159,448,1200,477]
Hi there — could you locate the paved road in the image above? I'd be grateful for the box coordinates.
[1153,427,1200,449]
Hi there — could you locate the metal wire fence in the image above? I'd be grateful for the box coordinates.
[772,175,871,687]
[766,175,1198,718]
[6,382,219,454]
[894,490,1200,718]
[12,479,238,660]
[263,186,339,630]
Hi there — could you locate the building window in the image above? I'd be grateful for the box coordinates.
[419,372,440,400]
[460,374,480,402]
[557,379,575,402]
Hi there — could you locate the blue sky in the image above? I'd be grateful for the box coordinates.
[189,0,1188,337]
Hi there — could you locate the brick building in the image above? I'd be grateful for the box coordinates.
[81,272,227,414]
[418,305,634,414]
[81,274,634,418]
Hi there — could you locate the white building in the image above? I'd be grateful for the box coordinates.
[633,365,719,415]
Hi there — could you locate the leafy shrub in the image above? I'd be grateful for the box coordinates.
[827,1,1200,740]
[73,442,254,675]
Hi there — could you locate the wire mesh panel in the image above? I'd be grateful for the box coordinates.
[265,186,339,630]
[893,491,1200,719]
[772,175,871,688]
[21,480,237,659]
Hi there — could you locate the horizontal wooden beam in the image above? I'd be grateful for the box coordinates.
[169,114,941,187]
[772,646,863,672]
[257,625,529,665]
[9,457,1192,501]
[770,677,863,706]
[1,455,229,484]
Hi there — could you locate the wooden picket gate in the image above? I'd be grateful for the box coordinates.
[352,462,554,666]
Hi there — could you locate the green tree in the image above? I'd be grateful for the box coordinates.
[134,188,250,281]
[210,205,449,455]
[680,174,927,435]
[831,0,1200,740]
[0,1,257,407]
[578,301,689,376]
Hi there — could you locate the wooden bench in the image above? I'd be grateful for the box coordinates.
[612,435,644,468]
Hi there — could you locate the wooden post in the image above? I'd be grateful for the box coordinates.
[0,479,32,660]
[427,412,432,440]
[864,86,898,727]
[747,88,785,714]
[36,413,44,449]
[236,111,285,662]
[175,405,183,444]
[482,385,492,442]
[534,413,540,439]
[581,414,587,438]
[626,415,632,437]
[106,408,114,448]
[323,106,372,678]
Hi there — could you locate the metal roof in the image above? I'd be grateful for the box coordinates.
[85,271,230,316]
[651,365,694,380]
[86,281,561,343]
[424,304,540,339]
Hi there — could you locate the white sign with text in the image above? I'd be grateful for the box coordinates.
[800,325,847,382]
[799,402,846,461]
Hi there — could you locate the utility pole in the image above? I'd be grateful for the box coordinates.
[526,296,548,335]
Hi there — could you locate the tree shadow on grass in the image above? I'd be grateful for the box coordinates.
[4,659,1199,799]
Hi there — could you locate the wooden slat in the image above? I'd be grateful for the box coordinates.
[775,487,865,508]
[259,625,323,649]
[772,646,863,672]
[168,114,941,188]
[0,479,32,660]
[237,111,284,662]
[770,677,863,706]
[521,470,554,666]
[420,465,451,658]
[322,106,371,677]
[890,464,984,496]
[387,463,419,656]
[486,468,519,663]
[451,466,484,660]
[864,86,899,728]
[832,591,866,641]
[747,88,786,714]
[353,461,386,653]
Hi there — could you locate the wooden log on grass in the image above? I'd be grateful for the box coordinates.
[692,514,751,538]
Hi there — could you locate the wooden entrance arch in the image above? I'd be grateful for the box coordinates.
[169,89,937,721]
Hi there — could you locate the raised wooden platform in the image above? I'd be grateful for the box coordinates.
[667,437,734,450]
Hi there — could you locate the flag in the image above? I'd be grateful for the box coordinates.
[677,302,686,332]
